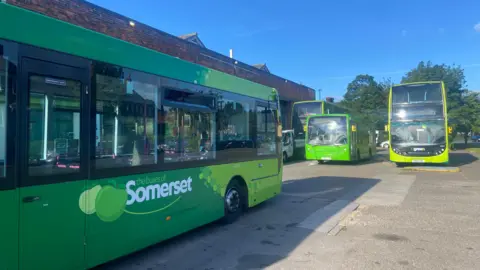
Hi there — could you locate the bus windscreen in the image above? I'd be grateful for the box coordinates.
[307,116,347,146]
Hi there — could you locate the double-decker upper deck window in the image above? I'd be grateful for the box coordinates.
[392,83,443,104]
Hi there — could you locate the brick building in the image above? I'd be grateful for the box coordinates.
[6,0,315,128]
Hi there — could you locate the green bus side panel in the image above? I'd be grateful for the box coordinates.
[305,145,351,161]
[85,159,280,268]
[0,189,18,270]
[19,181,87,270]
[0,4,274,101]
[389,149,449,164]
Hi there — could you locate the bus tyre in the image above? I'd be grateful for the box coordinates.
[357,149,361,162]
[283,152,288,163]
[221,179,246,224]
[369,148,373,159]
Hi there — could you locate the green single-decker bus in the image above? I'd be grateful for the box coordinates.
[0,4,283,270]
[305,114,376,163]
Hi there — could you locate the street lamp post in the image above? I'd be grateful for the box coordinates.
[317,88,322,101]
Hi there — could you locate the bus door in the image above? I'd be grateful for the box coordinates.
[254,103,280,199]
[17,53,89,270]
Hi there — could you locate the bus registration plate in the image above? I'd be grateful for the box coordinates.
[321,157,332,160]
[412,159,425,163]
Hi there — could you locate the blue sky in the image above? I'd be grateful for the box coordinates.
[88,0,480,100]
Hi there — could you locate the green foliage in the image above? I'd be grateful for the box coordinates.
[401,61,466,110]
[449,91,480,144]
[341,75,389,130]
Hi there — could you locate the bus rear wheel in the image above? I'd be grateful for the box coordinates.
[221,179,246,224]
[283,152,288,163]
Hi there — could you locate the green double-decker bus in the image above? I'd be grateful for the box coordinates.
[388,81,449,165]
[305,114,376,163]
[0,4,283,270]
[291,100,347,157]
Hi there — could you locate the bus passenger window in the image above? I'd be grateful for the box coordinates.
[257,105,277,156]
[159,94,216,163]
[94,65,158,169]
[217,98,253,151]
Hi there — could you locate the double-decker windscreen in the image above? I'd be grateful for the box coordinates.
[390,121,446,145]
[307,116,347,146]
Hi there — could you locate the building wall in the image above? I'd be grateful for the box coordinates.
[6,0,315,128]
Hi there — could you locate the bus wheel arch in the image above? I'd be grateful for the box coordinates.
[221,176,248,224]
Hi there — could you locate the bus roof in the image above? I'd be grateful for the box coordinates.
[392,81,444,87]
[0,4,276,101]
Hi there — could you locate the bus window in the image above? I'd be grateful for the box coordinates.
[94,64,158,169]
[160,86,216,163]
[217,98,253,150]
[28,76,82,176]
[257,105,277,156]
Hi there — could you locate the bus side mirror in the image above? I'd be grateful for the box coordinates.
[352,125,357,132]
[385,125,389,132]
[448,126,453,134]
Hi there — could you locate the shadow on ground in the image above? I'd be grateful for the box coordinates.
[96,176,380,270]
[448,152,478,167]
[452,142,480,150]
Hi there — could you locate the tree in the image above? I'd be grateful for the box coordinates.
[401,61,467,111]
[341,75,389,130]
[448,91,480,145]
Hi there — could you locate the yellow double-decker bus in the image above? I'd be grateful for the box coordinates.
[388,81,449,165]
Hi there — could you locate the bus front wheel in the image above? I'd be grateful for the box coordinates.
[221,178,247,224]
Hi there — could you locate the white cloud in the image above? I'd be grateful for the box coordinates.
[474,23,480,32]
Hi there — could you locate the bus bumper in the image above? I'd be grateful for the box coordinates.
[389,150,449,164]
